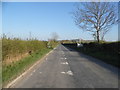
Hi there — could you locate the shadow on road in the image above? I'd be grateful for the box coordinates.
[64,45,120,77]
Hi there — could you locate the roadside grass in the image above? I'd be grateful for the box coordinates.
[2,48,52,86]
[0,63,2,89]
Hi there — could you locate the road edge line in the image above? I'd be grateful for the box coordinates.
[5,49,54,88]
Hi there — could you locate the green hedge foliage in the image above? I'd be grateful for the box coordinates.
[2,38,48,62]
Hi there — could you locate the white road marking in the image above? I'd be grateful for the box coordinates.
[61,71,73,76]
[61,62,68,65]
[61,72,66,74]
[65,62,68,64]
[67,71,73,76]
[61,58,67,60]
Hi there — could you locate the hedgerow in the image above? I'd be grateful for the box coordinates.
[2,37,48,64]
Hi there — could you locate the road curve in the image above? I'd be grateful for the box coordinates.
[11,44,119,88]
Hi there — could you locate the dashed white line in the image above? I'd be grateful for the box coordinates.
[61,70,73,76]
[61,62,68,65]
[67,71,73,76]
[61,72,66,74]
[61,58,67,60]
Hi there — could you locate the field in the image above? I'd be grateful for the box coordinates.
[63,42,119,68]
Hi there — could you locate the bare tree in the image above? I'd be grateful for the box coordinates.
[92,33,97,41]
[72,2,118,42]
[51,32,59,41]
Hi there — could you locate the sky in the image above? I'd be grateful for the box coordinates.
[2,2,118,41]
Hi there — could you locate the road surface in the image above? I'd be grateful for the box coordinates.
[11,44,119,88]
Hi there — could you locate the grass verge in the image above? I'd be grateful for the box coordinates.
[2,48,52,86]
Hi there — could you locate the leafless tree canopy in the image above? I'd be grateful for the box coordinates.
[72,2,118,42]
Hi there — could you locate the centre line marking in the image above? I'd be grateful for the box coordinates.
[61,71,73,76]
[61,62,68,65]
[61,72,66,74]
[67,71,73,76]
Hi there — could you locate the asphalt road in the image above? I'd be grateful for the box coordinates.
[11,44,119,88]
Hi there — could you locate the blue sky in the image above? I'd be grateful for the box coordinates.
[2,2,118,41]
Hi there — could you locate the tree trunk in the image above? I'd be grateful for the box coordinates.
[97,31,100,43]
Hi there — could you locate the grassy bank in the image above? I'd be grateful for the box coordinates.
[63,42,119,68]
[2,48,52,86]
[2,37,48,65]
[2,35,59,86]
